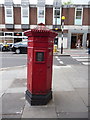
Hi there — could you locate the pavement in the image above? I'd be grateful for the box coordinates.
[0,49,89,119]
[54,48,88,56]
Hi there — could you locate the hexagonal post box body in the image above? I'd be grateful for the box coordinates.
[24,24,57,105]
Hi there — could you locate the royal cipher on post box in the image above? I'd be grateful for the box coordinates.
[24,23,57,105]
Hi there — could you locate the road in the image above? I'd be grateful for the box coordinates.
[0,52,27,68]
[0,51,88,69]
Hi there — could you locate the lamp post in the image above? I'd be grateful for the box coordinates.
[61,16,65,54]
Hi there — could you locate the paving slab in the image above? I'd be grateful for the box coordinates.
[5,87,26,93]
[10,78,26,88]
[88,93,90,107]
[88,84,90,94]
[57,112,88,118]
[71,65,88,80]
[1,67,27,97]
[0,96,2,115]
[89,112,90,120]
[2,93,25,118]
[22,101,57,118]
[54,91,88,113]
[75,88,88,107]
[52,66,74,92]
[60,66,88,89]
[2,114,22,118]
[69,79,88,89]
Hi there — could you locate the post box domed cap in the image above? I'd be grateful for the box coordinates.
[33,23,50,30]
[24,23,58,37]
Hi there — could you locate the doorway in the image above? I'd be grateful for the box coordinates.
[71,33,83,49]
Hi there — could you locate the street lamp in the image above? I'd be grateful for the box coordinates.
[61,16,65,54]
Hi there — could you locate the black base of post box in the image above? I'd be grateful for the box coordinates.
[25,90,52,105]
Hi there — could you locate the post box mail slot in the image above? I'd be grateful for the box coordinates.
[36,52,44,62]
[34,50,46,63]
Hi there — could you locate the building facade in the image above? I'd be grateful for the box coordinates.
[0,0,90,49]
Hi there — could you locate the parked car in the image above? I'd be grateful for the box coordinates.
[0,43,13,52]
[12,41,27,54]
[0,43,3,51]
[8,43,14,51]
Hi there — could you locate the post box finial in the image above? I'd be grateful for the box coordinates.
[38,23,45,26]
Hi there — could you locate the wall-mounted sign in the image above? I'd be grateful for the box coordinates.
[14,32,22,36]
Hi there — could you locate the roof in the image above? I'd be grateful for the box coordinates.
[0,0,89,5]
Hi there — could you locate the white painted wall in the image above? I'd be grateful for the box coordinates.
[58,37,68,48]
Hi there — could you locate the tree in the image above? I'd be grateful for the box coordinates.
[63,0,73,5]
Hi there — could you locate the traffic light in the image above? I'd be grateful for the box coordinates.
[54,38,58,45]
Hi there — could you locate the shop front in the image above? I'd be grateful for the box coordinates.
[71,33,83,49]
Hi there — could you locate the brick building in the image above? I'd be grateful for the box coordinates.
[0,0,90,49]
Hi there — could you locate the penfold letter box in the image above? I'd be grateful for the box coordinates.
[24,23,57,105]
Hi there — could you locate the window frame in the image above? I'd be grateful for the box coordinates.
[53,7,61,25]
[5,6,14,24]
[37,7,45,24]
[21,6,29,24]
[75,7,83,25]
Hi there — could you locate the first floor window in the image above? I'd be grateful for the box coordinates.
[53,7,61,25]
[5,6,13,24]
[21,6,29,24]
[75,7,83,25]
[37,7,45,24]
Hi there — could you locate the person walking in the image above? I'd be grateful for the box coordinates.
[76,39,81,48]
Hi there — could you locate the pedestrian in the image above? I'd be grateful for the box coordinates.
[76,39,81,48]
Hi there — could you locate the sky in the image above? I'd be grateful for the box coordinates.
[0,0,90,4]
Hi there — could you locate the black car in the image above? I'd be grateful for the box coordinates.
[12,41,27,54]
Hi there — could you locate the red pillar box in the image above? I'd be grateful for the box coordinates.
[24,23,57,105]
